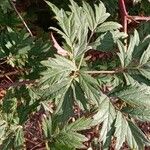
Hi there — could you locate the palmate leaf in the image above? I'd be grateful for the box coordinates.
[122,106,150,121]
[40,55,77,86]
[110,85,150,107]
[92,94,116,143]
[42,116,92,149]
[115,112,150,150]
[55,117,92,149]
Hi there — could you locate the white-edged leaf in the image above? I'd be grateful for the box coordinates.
[114,112,150,150]
[92,94,116,143]
[122,106,150,121]
[94,2,110,26]
[140,44,150,65]
[111,85,150,107]
[64,117,92,131]
[96,21,122,33]
[82,1,95,31]
[79,72,102,106]
[114,112,127,150]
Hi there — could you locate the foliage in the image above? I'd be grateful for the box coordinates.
[0,0,150,150]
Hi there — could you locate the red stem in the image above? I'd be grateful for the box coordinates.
[119,0,150,33]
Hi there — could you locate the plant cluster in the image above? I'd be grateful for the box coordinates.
[0,0,150,150]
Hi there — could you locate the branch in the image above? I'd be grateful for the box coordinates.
[9,0,33,37]
[84,68,124,74]
[84,70,116,74]
[119,0,150,33]
[128,15,150,22]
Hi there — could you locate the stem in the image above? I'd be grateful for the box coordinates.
[84,70,116,74]
[128,15,150,22]
[9,0,33,37]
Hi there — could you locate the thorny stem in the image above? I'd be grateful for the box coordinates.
[9,0,33,37]
[119,0,150,34]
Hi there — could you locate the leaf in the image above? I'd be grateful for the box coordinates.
[14,127,25,150]
[0,120,7,144]
[79,72,102,106]
[40,55,77,86]
[110,85,150,107]
[114,112,150,150]
[140,44,150,65]
[92,94,116,143]
[55,87,74,122]
[55,131,87,149]
[114,112,127,150]
[117,40,126,67]
[64,117,92,132]
[72,81,88,111]
[42,115,52,139]
[122,106,150,121]
[82,1,95,31]
[94,2,110,25]
[96,21,122,33]
[0,132,14,150]
[127,121,150,149]
[55,117,93,149]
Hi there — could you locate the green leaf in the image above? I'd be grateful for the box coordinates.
[94,2,110,25]
[55,117,92,149]
[72,81,88,111]
[64,117,92,132]
[114,112,150,150]
[111,85,150,107]
[122,106,150,121]
[0,120,7,144]
[96,21,122,33]
[14,127,25,150]
[55,131,87,149]
[117,40,126,67]
[114,112,127,150]
[0,132,14,150]
[92,94,116,143]
[55,87,74,122]
[79,72,102,106]
[82,1,95,31]
[127,120,150,149]
[40,55,77,86]
[42,116,52,139]
[140,44,150,65]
